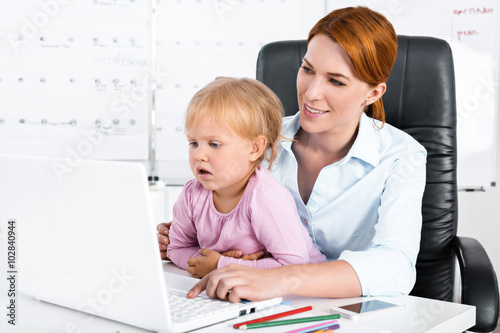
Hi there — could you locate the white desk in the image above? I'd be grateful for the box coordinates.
[1,262,475,333]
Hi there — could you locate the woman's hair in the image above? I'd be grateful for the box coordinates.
[185,77,284,170]
[308,6,398,123]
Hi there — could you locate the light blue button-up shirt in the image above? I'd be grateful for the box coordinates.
[269,112,427,296]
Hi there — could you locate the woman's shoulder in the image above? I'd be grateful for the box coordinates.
[371,117,426,155]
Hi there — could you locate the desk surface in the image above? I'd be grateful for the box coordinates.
[1,262,475,333]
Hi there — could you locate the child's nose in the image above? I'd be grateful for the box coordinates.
[194,147,208,161]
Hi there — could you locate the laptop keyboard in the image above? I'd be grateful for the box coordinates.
[167,291,241,322]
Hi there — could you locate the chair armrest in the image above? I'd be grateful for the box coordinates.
[452,236,499,332]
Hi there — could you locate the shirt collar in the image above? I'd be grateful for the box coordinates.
[280,112,380,167]
[280,112,301,152]
[348,112,380,167]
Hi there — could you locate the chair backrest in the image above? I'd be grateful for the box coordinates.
[256,36,458,302]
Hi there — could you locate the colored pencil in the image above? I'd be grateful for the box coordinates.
[284,321,340,333]
[233,305,313,329]
[310,326,338,333]
[237,314,340,330]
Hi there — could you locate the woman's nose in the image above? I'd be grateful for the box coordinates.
[305,77,324,101]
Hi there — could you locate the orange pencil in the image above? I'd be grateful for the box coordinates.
[233,305,313,329]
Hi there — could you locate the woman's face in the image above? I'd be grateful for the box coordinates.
[296,34,383,137]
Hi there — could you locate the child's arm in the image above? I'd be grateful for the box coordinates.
[217,183,324,269]
[186,249,271,278]
[166,183,202,270]
[167,225,201,270]
[186,249,221,278]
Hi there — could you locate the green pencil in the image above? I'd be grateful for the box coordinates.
[238,314,341,330]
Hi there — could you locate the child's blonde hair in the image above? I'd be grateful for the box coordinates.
[185,77,284,170]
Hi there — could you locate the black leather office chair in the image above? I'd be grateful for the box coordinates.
[256,36,499,332]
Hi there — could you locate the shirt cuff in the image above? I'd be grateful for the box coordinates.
[338,249,408,297]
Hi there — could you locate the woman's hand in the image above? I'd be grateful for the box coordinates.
[187,261,362,301]
[187,264,289,303]
[157,222,171,260]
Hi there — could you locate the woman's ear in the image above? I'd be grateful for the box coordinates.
[365,82,387,105]
[249,135,267,162]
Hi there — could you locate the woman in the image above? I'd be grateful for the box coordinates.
[157,6,426,301]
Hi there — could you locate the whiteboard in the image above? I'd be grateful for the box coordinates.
[327,0,500,190]
[153,0,327,183]
[0,0,151,161]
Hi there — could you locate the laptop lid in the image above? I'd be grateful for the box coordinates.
[1,155,283,332]
[0,155,173,331]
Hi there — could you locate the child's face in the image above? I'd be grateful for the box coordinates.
[186,117,256,198]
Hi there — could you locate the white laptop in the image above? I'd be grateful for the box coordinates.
[0,155,282,332]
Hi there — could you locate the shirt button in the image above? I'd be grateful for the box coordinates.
[304,219,309,225]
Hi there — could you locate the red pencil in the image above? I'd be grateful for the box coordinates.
[233,305,314,329]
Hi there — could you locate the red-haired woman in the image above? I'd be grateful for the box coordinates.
[158,6,426,300]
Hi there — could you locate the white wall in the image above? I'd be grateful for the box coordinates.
[457,131,500,333]
[458,148,500,287]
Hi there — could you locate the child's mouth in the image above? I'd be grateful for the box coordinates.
[197,168,212,177]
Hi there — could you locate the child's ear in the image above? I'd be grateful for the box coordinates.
[249,135,267,162]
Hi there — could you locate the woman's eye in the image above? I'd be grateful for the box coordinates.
[330,78,345,86]
[301,65,313,74]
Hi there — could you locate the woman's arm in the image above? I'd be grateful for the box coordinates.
[188,260,361,302]
[339,149,427,296]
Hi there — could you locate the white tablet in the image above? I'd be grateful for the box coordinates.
[331,299,405,320]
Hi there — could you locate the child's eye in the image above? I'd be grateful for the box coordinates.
[209,142,221,148]
[189,141,198,148]
[301,65,313,74]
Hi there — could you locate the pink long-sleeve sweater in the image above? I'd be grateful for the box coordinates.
[167,166,326,270]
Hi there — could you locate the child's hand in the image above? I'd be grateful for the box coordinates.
[221,249,270,260]
[187,249,222,278]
